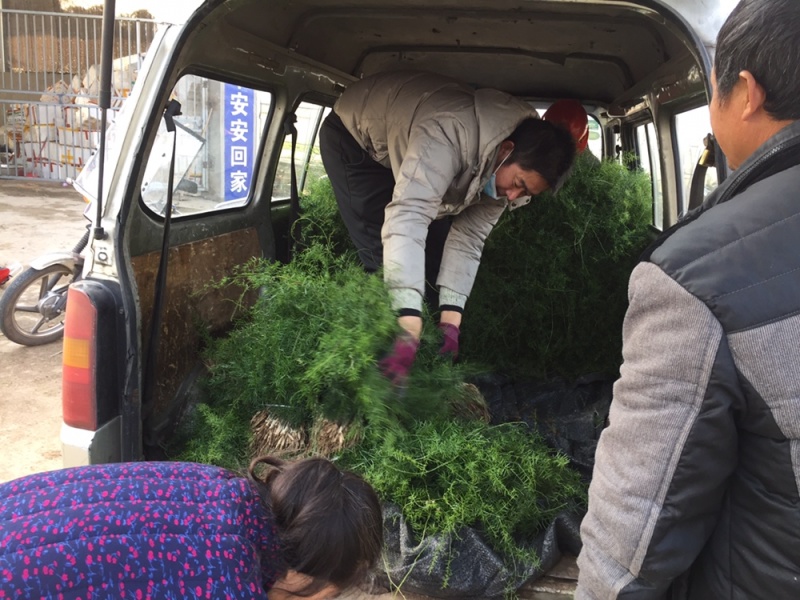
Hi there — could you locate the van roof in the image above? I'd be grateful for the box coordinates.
[184,0,732,104]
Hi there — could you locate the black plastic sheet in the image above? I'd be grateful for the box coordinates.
[372,374,614,598]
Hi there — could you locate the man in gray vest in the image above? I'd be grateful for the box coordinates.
[577,0,800,597]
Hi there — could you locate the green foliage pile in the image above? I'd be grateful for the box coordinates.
[462,153,653,379]
[173,241,474,470]
[171,176,589,591]
[295,176,355,257]
[340,420,586,586]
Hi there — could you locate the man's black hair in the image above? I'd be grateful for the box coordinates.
[506,118,576,189]
[715,0,800,120]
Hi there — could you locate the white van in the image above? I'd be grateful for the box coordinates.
[61,0,731,521]
[57,0,736,595]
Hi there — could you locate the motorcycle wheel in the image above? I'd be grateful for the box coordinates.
[0,264,75,346]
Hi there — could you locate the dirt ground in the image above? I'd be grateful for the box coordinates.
[0,179,88,484]
[0,178,574,599]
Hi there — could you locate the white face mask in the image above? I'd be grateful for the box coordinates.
[483,151,510,199]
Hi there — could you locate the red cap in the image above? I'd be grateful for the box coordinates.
[543,99,589,152]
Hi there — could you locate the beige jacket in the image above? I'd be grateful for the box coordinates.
[334,71,537,311]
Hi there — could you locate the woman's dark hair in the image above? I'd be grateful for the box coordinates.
[505,117,576,189]
[249,455,383,596]
[715,0,800,120]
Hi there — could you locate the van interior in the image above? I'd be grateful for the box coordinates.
[85,0,724,465]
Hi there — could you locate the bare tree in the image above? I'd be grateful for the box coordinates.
[4,0,61,10]
[4,1,154,19]
[60,2,104,15]
[123,9,154,19]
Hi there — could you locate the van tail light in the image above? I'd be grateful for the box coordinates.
[62,286,98,430]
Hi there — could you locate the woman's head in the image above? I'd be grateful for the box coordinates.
[249,456,383,597]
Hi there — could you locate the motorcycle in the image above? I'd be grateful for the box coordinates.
[0,203,91,346]
[0,102,129,347]
[0,99,197,346]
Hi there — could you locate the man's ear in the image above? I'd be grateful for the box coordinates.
[499,140,515,161]
[740,70,767,121]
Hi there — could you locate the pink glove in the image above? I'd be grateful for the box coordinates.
[379,336,420,385]
[438,322,460,360]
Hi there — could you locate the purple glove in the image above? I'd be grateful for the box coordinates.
[379,336,420,385]
[438,322,460,360]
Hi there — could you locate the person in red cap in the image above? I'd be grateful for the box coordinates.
[544,99,590,153]
[319,71,586,385]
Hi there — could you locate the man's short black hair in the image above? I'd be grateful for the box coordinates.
[506,118,576,190]
[715,0,800,120]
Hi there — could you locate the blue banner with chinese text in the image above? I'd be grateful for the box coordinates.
[224,84,255,201]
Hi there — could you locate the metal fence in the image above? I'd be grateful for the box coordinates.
[0,9,160,180]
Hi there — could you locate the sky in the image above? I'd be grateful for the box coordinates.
[63,0,201,24]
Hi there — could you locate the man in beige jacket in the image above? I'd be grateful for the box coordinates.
[319,71,576,383]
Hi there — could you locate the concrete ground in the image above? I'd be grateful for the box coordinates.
[0,178,575,599]
[0,179,88,484]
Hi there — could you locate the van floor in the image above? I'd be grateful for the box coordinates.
[342,555,578,599]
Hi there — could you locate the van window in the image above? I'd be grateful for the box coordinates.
[675,106,718,213]
[635,122,664,229]
[272,101,331,200]
[586,116,603,160]
[140,75,272,216]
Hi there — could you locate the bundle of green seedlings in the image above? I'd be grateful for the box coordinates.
[173,240,475,468]
[461,152,654,379]
[174,180,497,448]
[170,175,588,595]
[339,419,586,590]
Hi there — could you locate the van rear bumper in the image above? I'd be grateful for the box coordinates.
[61,417,122,467]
